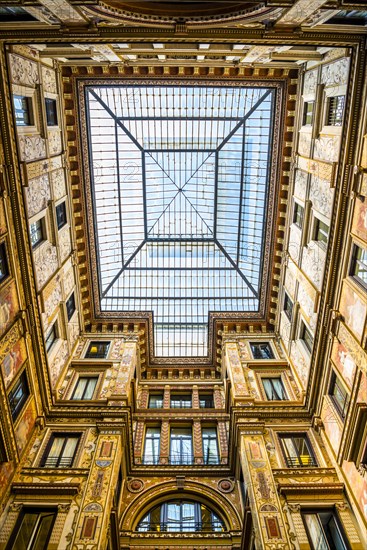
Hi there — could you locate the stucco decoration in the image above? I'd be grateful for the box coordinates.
[301,242,326,291]
[224,343,250,400]
[309,175,333,218]
[351,197,367,242]
[9,54,39,87]
[14,398,37,455]
[339,283,367,342]
[290,340,310,389]
[59,226,71,262]
[33,242,58,290]
[298,131,312,157]
[69,315,79,348]
[43,275,62,321]
[284,259,297,300]
[297,155,334,182]
[279,312,292,345]
[1,337,27,389]
[0,282,19,337]
[51,168,66,200]
[331,338,356,389]
[25,174,50,218]
[127,479,144,493]
[62,261,75,297]
[288,224,301,263]
[41,65,57,94]
[321,396,343,455]
[314,135,341,163]
[298,281,317,331]
[49,339,69,388]
[18,135,46,163]
[48,130,62,156]
[303,69,318,97]
[321,57,349,87]
[293,170,308,202]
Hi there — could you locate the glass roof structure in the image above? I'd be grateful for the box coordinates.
[86,85,275,357]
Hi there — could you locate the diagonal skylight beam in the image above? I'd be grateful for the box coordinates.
[180,151,216,193]
[214,239,259,298]
[101,240,147,299]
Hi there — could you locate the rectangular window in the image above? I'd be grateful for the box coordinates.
[149,393,163,408]
[6,508,57,550]
[262,377,288,401]
[302,511,350,550]
[283,292,293,320]
[300,322,313,353]
[327,95,345,126]
[202,428,219,464]
[13,95,33,126]
[170,428,193,465]
[8,370,29,421]
[45,324,57,353]
[66,292,76,321]
[314,218,329,246]
[143,427,160,465]
[199,393,214,409]
[329,372,350,419]
[56,202,67,230]
[350,244,367,289]
[30,218,45,248]
[42,433,80,468]
[85,341,110,359]
[279,434,317,467]
[170,394,192,408]
[0,241,9,283]
[293,202,304,228]
[45,98,58,126]
[250,342,274,360]
[303,101,314,125]
[71,377,98,400]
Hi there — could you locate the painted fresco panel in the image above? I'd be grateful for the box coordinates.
[309,175,334,218]
[9,54,39,87]
[49,339,69,389]
[301,243,326,291]
[339,283,367,342]
[33,242,58,290]
[288,224,301,263]
[321,397,342,455]
[351,197,367,243]
[0,200,6,235]
[298,131,312,157]
[284,260,297,299]
[2,337,27,389]
[41,65,57,93]
[59,227,72,262]
[314,135,340,163]
[320,57,349,87]
[290,340,310,389]
[342,461,367,522]
[331,339,356,389]
[15,398,37,456]
[51,168,66,200]
[303,69,317,96]
[18,135,46,163]
[293,169,308,202]
[48,130,62,156]
[0,281,19,336]
[25,174,50,218]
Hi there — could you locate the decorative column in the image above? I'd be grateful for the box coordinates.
[160,420,170,464]
[139,386,149,408]
[163,385,170,408]
[70,425,123,550]
[193,420,203,464]
[213,385,223,408]
[133,421,145,464]
[192,386,200,408]
[217,421,228,464]
[224,342,252,404]
[239,425,292,549]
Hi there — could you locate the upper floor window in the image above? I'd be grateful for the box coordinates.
[30,218,45,248]
[199,392,214,409]
[283,292,293,320]
[71,376,98,400]
[202,428,219,464]
[327,95,345,126]
[45,323,57,353]
[279,433,317,467]
[5,507,57,550]
[262,377,288,401]
[45,98,57,126]
[137,501,224,532]
[0,241,9,284]
[8,370,29,421]
[313,218,329,247]
[143,427,160,465]
[250,342,274,360]
[41,433,80,468]
[293,202,304,228]
[170,428,193,465]
[85,341,110,359]
[303,101,314,125]
[300,322,313,353]
[350,244,367,289]
[149,393,163,408]
[329,371,350,419]
[170,394,192,408]
[302,510,350,550]
[55,201,67,230]
[13,95,33,126]
[66,292,76,321]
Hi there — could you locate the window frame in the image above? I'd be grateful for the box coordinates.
[143,426,161,465]
[13,94,34,126]
[8,369,30,422]
[326,95,345,127]
[85,341,110,359]
[302,101,314,126]
[329,371,350,420]
[170,393,192,409]
[299,321,313,354]
[5,507,57,550]
[302,509,351,550]
[55,201,67,230]
[249,342,275,360]
[169,427,193,465]
[293,201,304,229]
[30,217,45,249]
[313,216,329,248]
[45,323,58,353]
[283,292,293,321]
[199,392,214,409]
[12,86,39,135]
[45,97,58,126]
[148,393,164,409]
[71,376,98,400]
[66,292,76,321]
[202,427,219,465]
[0,240,10,285]
[262,376,288,401]
[41,432,81,468]
[349,243,367,290]
[279,433,318,468]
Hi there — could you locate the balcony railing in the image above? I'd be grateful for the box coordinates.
[142,455,160,465]
[137,521,224,532]
[285,456,317,468]
[169,453,194,465]
[42,456,74,468]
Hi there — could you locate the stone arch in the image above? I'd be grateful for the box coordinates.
[121,479,242,531]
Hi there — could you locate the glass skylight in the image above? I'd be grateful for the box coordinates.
[86,85,275,357]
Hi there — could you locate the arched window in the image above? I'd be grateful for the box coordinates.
[137,500,225,532]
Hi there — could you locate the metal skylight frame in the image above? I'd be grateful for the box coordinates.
[85,84,275,357]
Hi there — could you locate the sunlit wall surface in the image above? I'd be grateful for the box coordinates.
[86,85,275,356]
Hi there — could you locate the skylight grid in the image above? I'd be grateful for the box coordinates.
[86,84,275,357]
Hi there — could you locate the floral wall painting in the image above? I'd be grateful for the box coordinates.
[331,339,356,389]
[15,398,37,456]
[351,197,367,241]
[2,338,27,389]
[339,283,367,342]
[0,281,19,336]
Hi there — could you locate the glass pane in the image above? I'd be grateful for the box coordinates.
[11,513,39,549]
[72,378,88,400]
[83,378,97,400]
[31,513,55,550]
[62,437,79,466]
[304,514,329,550]
[320,512,347,550]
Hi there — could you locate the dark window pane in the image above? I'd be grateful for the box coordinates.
[303,101,314,125]
[350,245,367,288]
[137,501,224,532]
[284,293,293,320]
[329,372,349,419]
[13,95,33,126]
[149,394,163,408]
[327,95,345,126]
[170,428,193,464]
[303,511,349,550]
[202,428,219,464]
[170,394,192,408]
[45,324,57,353]
[8,370,29,421]
[56,202,67,230]
[42,433,80,468]
[8,509,56,550]
[199,393,214,408]
[293,203,304,228]
[85,341,110,359]
[0,242,9,283]
[45,98,57,126]
[71,377,98,400]
[250,342,274,359]
[66,293,76,321]
[300,322,313,353]
[30,219,44,248]
[280,434,317,467]
[314,219,329,245]
[143,427,160,464]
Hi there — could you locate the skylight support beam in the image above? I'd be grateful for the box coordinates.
[214,239,258,298]
[237,121,246,266]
